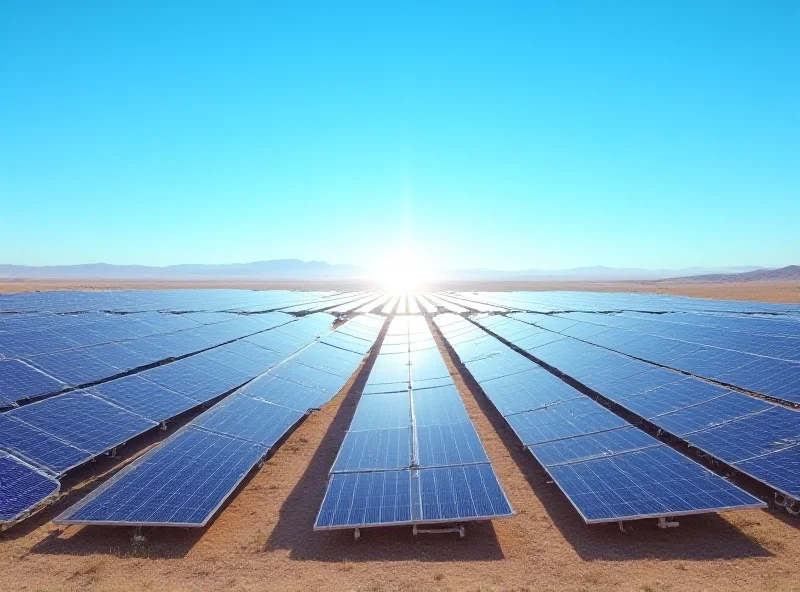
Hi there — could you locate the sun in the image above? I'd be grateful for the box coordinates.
[374,246,433,292]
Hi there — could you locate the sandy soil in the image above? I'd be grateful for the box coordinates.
[2,279,800,303]
[1,315,799,591]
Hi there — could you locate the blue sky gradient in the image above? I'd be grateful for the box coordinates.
[1,1,798,270]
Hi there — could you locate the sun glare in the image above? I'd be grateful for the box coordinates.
[374,247,433,292]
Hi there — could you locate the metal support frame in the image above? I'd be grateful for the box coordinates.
[412,524,466,539]
[657,517,679,529]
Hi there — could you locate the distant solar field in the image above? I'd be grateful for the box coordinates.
[1,290,798,533]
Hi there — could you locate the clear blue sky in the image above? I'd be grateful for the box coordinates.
[1,1,798,271]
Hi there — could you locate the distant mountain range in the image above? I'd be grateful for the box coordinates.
[0,260,365,280]
[0,260,793,282]
[663,265,800,284]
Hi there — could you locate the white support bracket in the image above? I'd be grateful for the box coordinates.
[132,526,146,544]
[412,524,466,539]
[109,446,118,459]
[657,517,679,529]
[354,528,360,540]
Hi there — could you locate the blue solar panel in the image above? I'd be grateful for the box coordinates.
[419,464,512,521]
[0,359,64,404]
[505,399,628,446]
[243,375,330,412]
[416,422,489,468]
[348,392,411,431]
[56,427,265,526]
[478,368,581,416]
[685,407,800,463]
[653,393,773,436]
[332,428,412,472]
[0,414,91,475]
[0,453,60,524]
[8,391,157,455]
[315,470,413,529]
[26,350,121,387]
[736,444,800,498]
[436,312,767,523]
[529,426,658,466]
[546,446,764,523]
[412,385,470,426]
[193,394,304,448]
[90,375,199,423]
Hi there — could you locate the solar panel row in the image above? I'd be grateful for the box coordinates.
[510,311,800,405]
[473,313,800,502]
[315,315,513,531]
[55,314,383,527]
[435,313,765,524]
[0,313,351,525]
[0,311,299,406]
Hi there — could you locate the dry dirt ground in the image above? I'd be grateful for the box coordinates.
[1,283,799,591]
[2,279,800,303]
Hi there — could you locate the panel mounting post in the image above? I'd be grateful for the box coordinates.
[657,517,679,529]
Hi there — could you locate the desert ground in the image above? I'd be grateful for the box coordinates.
[2,279,799,303]
[1,282,799,591]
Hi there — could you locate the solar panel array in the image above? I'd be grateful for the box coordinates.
[434,313,765,523]
[0,290,368,525]
[56,314,383,527]
[315,315,513,531]
[3,287,798,533]
[473,313,800,502]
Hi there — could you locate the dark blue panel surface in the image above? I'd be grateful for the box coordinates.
[193,394,304,448]
[0,453,60,523]
[332,428,412,473]
[91,375,199,423]
[505,399,628,446]
[530,426,659,467]
[243,375,329,412]
[0,414,90,475]
[0,360,64,404]
[419,464,512,521]
[479,368,580,416]
[26,350,120,387]
[412,385,470,427]
[315,470,412,528]
[654,393,773,436]
[56,427,266,526]
[685,407,800,463]
[416,422,489,468]
[9,392,157,455]
[547,446,764,523]
[736,444,800,498]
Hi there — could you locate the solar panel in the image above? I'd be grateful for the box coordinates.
[0,414,91,475]
[90,375,199,423]
[543,446,764,523]
[193,395,305,448]
[0,452,60,524]
[316,314,513,532]
[56,314,381,528]
[437,313,766,523]
[0,359,64,404]
[8,391,157,456]
[56,426,265,527]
